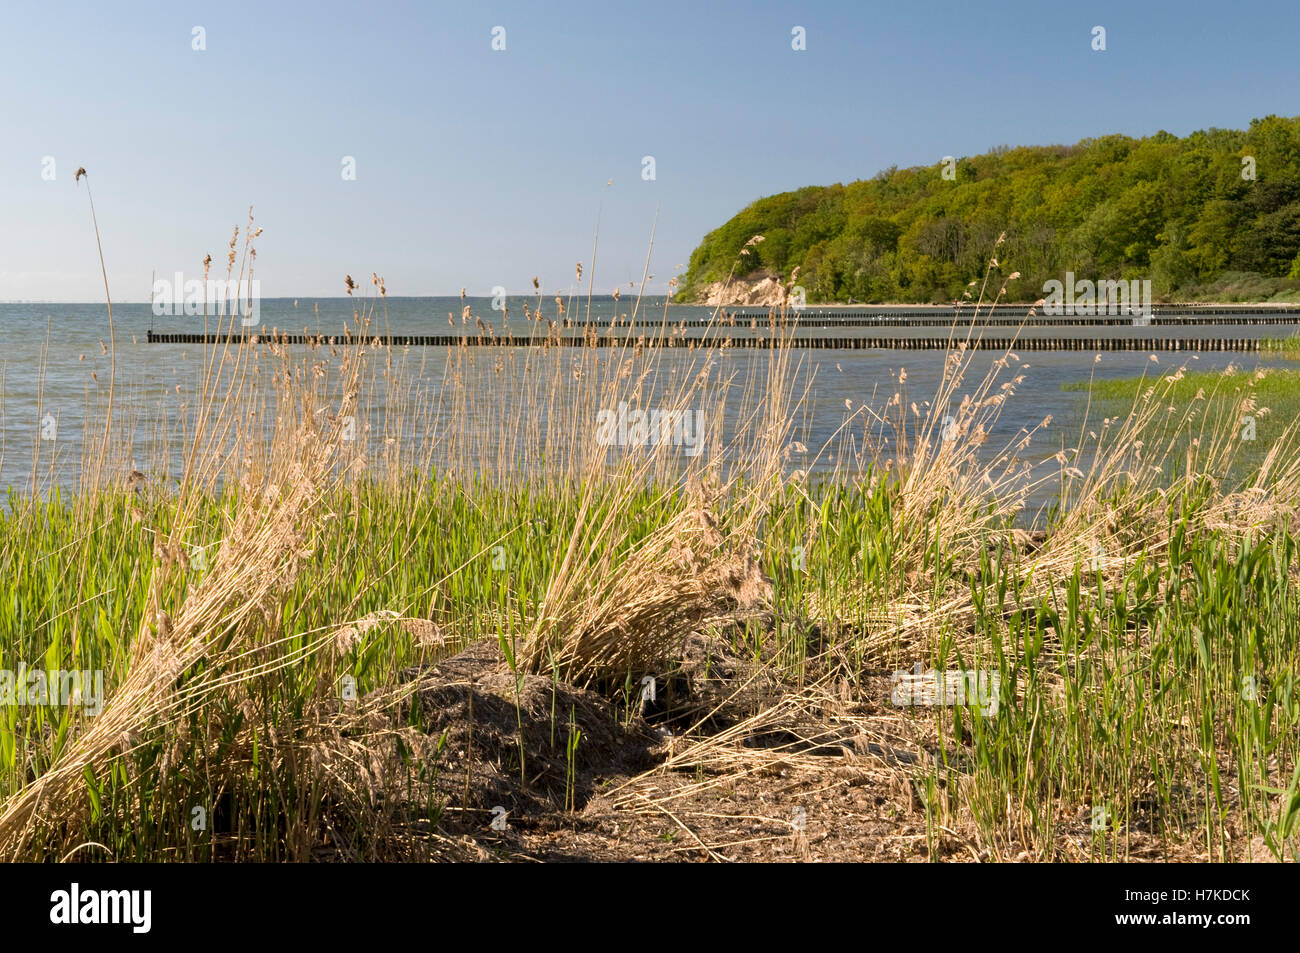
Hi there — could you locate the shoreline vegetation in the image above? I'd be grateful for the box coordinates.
[1063,363,1300,480]
[2,215,1299,863]
[676,116,1300,308]
[693,293,1300,310]
[689,275,1300,310]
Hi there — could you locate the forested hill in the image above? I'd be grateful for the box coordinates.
[676,116,1300,304]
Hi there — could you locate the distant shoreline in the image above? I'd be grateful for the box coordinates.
[5,297,1300,309]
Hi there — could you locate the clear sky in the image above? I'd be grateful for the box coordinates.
[2,0,1298,301]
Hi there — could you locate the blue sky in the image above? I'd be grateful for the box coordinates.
[2,0,1298,300]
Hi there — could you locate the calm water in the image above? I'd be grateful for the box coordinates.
[2,297,1297,509]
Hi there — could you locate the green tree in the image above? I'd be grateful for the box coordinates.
[675,117,1300,304]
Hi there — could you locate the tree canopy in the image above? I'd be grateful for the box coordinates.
[676,116,1300,304]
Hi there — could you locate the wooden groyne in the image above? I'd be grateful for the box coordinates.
[146,330,1276,352]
